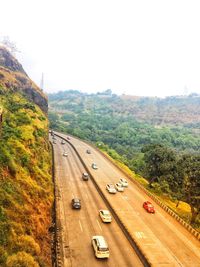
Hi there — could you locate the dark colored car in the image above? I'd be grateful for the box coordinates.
[143,201,155,213]
[71,198,81,209]
[82,172,89,181]
[86,149,91,154]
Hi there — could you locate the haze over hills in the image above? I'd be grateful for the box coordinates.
[48,88,200,173]
[0,46,53,266]
[49,89,200,126]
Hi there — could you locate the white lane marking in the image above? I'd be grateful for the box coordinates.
[135,231,146,239]
[72,193,74,199]
[97,220,102,231]
[85,193,88,199]
[79,220,83,232]
[122,195,128,200]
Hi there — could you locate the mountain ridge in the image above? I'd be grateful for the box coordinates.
[0,46,48,113]
[48,89,200,126]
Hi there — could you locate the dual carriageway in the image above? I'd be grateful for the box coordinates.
[51,132,200,267]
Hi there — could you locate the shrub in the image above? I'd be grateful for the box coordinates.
[0,206,6,221]
[13,235,40,256]
[16,112,31,126]
[0,246,8,266]
[0,222,11,246]
[6,251,39,267]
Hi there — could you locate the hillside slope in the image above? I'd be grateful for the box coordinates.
[0,47,53,267]
[48,89,200,173]
[48,90,200,126]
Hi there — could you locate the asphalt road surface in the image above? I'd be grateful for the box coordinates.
[52,135,144,267]
[52,133,200,267]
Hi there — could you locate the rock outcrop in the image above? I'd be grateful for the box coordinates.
[0,46,48,113]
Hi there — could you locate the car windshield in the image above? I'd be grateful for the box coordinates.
[99,247,108,251]
[101,210,110,216]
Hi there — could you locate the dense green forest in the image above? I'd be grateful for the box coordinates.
[48,90,200,225]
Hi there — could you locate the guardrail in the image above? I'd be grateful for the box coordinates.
[50,141,63,267]
[96,148,200,242]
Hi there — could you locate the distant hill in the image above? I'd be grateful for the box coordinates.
[48,90,200,174]
[0,46,52,266]
[48,90,200,127]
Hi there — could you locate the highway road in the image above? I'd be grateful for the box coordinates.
[54,132,200,267]
[51,135,144,267]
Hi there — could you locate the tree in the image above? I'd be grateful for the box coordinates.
[6,252,39,267]
[0,36,19,55]
[178,154,200,224]
[142,144,178,187]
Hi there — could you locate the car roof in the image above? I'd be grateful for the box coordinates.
[92,236,108,248]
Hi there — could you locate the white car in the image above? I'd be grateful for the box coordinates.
[91,236,109,258]
[115,183,124,192]
[61,140,65,144]
[106,184,117,194]
[92,163,98,170]
[119,178,128,187]
[63,152,68,157]
[99,210,112,223]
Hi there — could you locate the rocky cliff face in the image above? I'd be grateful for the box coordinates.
[0,46,26,73]
[0,46,48,113]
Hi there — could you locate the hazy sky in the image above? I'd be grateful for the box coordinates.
[1,0,200,97]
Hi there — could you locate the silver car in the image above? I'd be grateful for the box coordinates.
[106,184,117,194]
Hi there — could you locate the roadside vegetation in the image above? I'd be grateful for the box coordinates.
[0,89,53,267]
[48,90,200,228]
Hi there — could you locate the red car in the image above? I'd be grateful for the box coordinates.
[143,201,155,213]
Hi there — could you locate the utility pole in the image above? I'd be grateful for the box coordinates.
[40,72,44,91]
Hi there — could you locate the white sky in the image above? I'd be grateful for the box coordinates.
[1,0,200,97]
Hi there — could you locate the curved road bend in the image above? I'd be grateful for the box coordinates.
[56,132,200,267]
[52,135,143,267]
